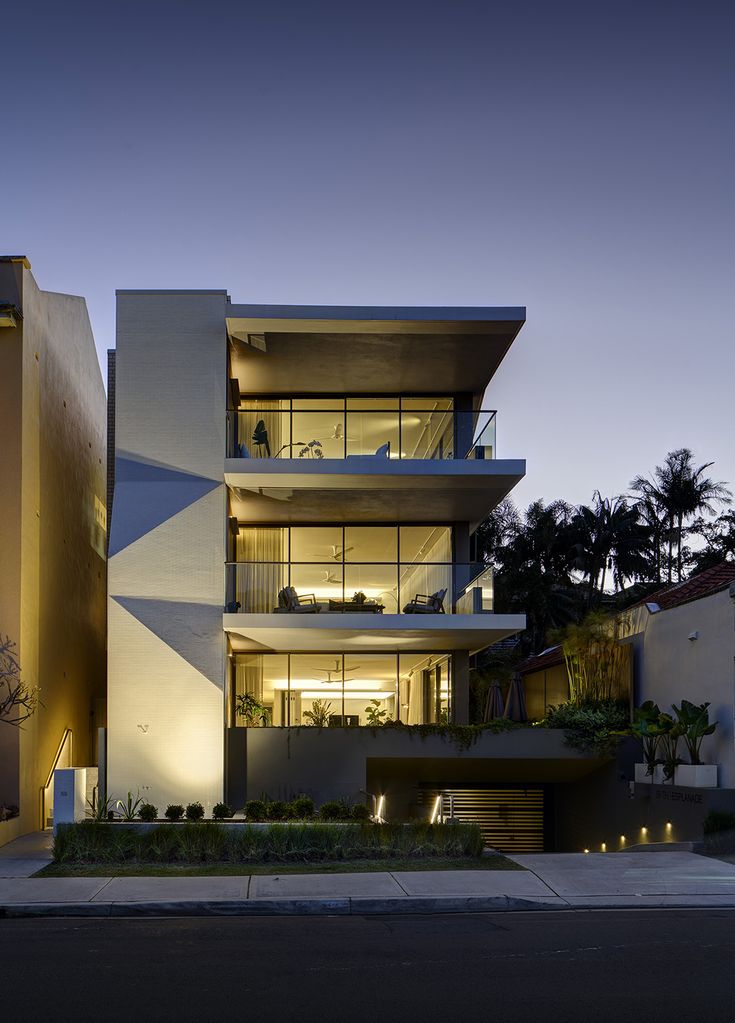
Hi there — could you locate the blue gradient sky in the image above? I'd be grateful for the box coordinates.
[4,1,733,507]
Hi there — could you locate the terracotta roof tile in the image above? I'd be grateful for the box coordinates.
[516,646,565,675]
[633,561,735,613]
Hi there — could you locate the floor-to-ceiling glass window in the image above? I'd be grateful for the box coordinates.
[231,652,451,726]
[232,397,464,459]
[399,653,452,724]
[398,526,452,611]
[291,398,345,459]
[231,653,288,726]
[343,654,400,725]
[231,524,454,614]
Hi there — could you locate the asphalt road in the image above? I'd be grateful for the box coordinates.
[2,910,734,1023]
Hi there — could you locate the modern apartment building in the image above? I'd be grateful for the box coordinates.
[0,257,107,845]
[109,292,562,838]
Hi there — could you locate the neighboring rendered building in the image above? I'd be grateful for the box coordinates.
[624,563,735,787]
[0,256,107,846]
[518,563,735,848]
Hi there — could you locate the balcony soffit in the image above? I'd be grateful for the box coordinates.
[226,310,525,395]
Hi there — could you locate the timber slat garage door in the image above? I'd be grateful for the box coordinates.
[421,788,545,853]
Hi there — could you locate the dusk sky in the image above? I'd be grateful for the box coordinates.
[4,1,733,510]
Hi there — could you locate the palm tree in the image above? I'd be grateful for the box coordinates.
[489,499,580,652]
[631,491,667,584]
[568,493,649,606]
[631,450,731,582]
[688,511,735,573]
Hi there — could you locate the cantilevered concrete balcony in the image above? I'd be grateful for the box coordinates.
[226,304,525,397]
[223,611,526,654]
[225,456,525,526]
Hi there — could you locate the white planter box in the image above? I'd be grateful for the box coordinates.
[635,763,666,784]
[674,764,718,788]
[635,763,654,783]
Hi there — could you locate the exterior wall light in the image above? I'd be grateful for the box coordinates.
[620,835,626,845]
[375,794,385,822]
[583,848,589,854]
[601,843,606,852]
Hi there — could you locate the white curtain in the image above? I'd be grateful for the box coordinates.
[399,529,453,612]
[236,528,287,612]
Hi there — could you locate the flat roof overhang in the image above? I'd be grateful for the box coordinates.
[223,612,526,654]
[226,304,525,395]
[225,458,525,526]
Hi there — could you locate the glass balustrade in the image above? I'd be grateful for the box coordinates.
[224,562,493,615]
[225,407,496,460]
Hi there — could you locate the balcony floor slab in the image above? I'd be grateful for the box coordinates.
[223,612,526,653]
[225,458,525,525]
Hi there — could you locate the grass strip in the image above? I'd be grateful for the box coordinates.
[35,854,523,877]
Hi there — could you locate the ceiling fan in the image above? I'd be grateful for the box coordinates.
[306,545,355,561]
[320,570,341,584]
[314,658,363,684]
[306,422,344,442]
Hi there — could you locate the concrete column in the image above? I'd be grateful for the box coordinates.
[453,650,470,724]
[454,393,474,458]
[453,523,471,602]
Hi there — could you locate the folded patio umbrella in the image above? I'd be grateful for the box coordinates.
[503,674,528,723]
[484,679,505,720]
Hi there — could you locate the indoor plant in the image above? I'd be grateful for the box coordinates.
[236,692,270,727]
[303,699,332,727]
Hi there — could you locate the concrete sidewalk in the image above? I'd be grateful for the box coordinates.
[2,835,735,917]
[0,830,53,879]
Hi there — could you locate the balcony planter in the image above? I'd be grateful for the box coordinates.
[635,763,666,784]
[674,764,718,788]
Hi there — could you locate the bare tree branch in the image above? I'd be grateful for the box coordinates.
[0,636,40,727]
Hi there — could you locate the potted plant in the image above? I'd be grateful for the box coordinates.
[631,701,665,783]
[236,692,270,727]
[658,713,684,783]
[673,700,718,788]
[297,440,324,459]
[303,698,332,727]
[364,699,390,726]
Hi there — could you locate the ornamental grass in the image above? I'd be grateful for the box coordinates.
[53,821,483,865]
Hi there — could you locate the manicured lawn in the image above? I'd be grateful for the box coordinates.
[35,854,524,877]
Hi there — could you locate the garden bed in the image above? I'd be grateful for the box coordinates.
[53,821,485,866]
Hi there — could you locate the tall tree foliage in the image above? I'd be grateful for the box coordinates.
[477,448,731,656]
[481,499,579,654]
[630,448,731,582]
[567,492,650,607]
